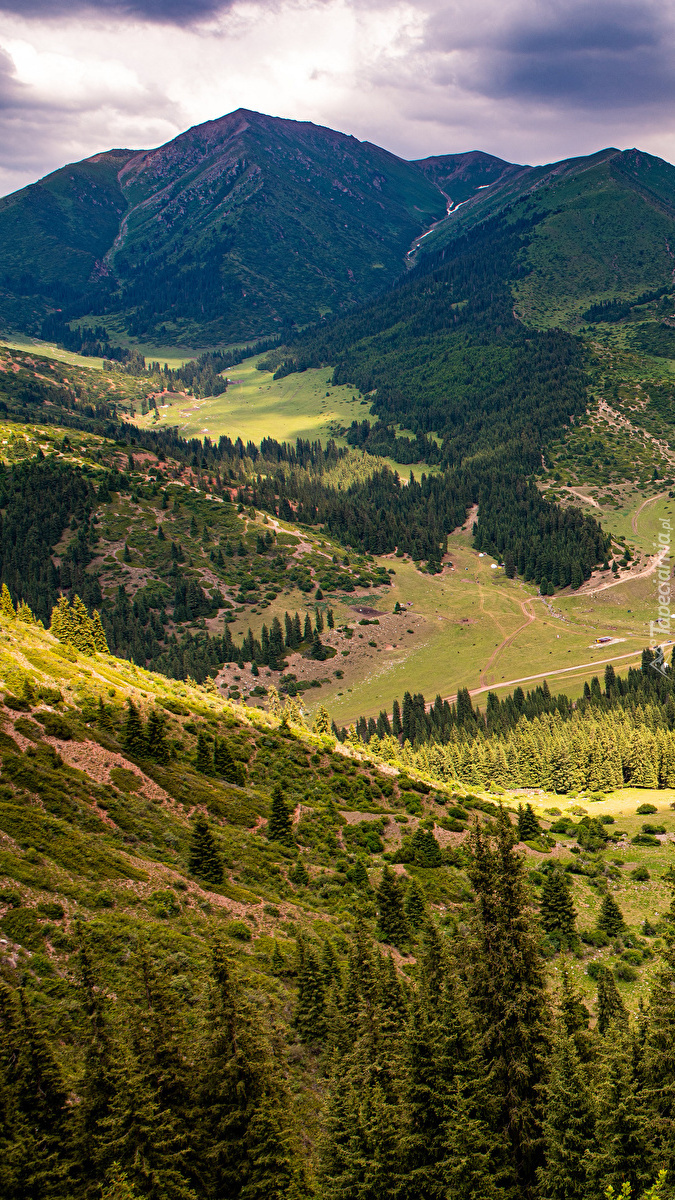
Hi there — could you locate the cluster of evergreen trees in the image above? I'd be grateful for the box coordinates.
[473,475,610,591]
[356,651,675,794]
[352,681,574,746]
[238,607,334,672]
[0,936,307,1200]
[295,814,673,1199]
[6,810,675,1198]
[0,457,95,625]
[50,594,109,656]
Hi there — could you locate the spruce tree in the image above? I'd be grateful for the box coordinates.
[290,858,309,887]
[540,868,577,946]
[122,699,145,756]
[313,704,331,737]
[465,807,552,1196]
[398,954,503,1200]
[8,984,73,1198]
[91,609,110,653]
[597,967,627,1035]
[293,944,327,1045]
[598,892,626,937]
[197,941,304,1199]
[145,710,169,764]
[0,583,15,619]
[214,737,244,784]
[538,1031,597,1200]
[267,785,293,844]
[100,1053,197,1200]
[376,865,409,947]
[74,929,120,1197]
[196,731,214,775]
[240,1088,305,1200]
[404,877,427,930]
[354,858,371,889]
[643,886,675,1176]
[517,802,540,842]
[590,1026,651,1196]
[559,971,593,1061]
[188,815,223,884]
[97,695,115,733]
[72,594,97,654]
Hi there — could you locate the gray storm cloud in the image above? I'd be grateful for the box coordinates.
[1,0,675,196]
[0,0,227,23]
[446,0,675,106]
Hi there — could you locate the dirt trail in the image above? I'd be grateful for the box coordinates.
[587,544,669,594]
[561,487,601,508]
[442,646,650,706]
[632,491,668,534]
[478,595,537,687]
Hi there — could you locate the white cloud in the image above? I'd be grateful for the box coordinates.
[1,0,675,197]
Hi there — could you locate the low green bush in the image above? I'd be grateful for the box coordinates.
[224,919,253,941]
[34,711,73,739]
[0,905,44,950]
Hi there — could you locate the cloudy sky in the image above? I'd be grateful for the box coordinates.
[2,0,675,196]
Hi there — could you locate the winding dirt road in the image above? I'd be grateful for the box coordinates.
[479,593,537,687]
[632,491,668,534]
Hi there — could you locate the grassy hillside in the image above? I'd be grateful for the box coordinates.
[2,610,675,1198]
[414,148,675,329]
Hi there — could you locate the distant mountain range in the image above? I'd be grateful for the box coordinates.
[2,108,675,346]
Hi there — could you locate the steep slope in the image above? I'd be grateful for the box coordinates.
[0,109,475,345]
[0,149,136,330]
[110,109,452,341]
[413,147,675,327]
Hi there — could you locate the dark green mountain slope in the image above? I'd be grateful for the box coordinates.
[0,149,137,330]
[413,147,675,327]
[1,110,496,346]
[110,110,449,341]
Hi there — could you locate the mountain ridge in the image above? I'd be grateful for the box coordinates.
[0,109,523,345]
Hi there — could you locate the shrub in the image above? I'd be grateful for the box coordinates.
[34,711,73,739]
[4,694,30,711]
[637,803,658,814]
[631,866,650,881]
[148,889,180,919]
[614,962,638,981]
[37,901,64,919]
[0,906,44,950]
[580,928,609,947]
[586,960,604,980]
[224,919,253,941]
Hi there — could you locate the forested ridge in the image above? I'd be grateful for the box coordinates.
[0,422,609,700]
[3,785,675,1200]
[350,649,675,795]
